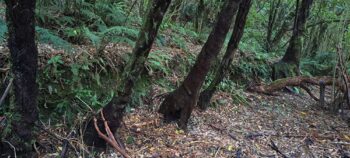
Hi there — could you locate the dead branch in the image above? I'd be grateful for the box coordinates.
[331,142,350,145]
[336,45,350,109]
[269,139,289,158]
[0,68,10,73]
[0,78,13,107]
[248,76,347,94]
[93,111,130,158]
[60,131,75,158]
[300,83,319,101]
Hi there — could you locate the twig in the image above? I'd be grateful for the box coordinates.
[60,131,75,158]
[300,83,319,101]
[124,0,138,23]
[93,111,130,158]
[0,67,10,73]
[3,140,17,158]
[34,123,64,141]
[214,147,221,157]
[269,139,289,158]
[75,96,94,112]
[0,78,13,107]
[331,142,350,145]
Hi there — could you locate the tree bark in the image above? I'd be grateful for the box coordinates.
[5,0,39,155]
[84,0,172,148]
[282,0,313,65]
[266,0,281,52]
[306,23,328,57]
[198,0,252,110]
[270,10,294,51]
[272,0,313,80]
[158,0,241,130]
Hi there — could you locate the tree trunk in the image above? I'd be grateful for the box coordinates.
[5,0,39,155]
[84,0,172,148]
[272,0,313,80]
[266,0,281,52]
[306,23,328,57]
[198,0,252,110]
[158,0,241,130]
[270,9,294,51]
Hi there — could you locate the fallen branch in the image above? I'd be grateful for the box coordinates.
[300,83,319,101]
[248,76,347,94]
[93,111,130,158]
[269,139,289,158]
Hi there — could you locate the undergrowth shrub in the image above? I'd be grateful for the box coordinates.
[35,0,138,46]
[301,51,337,76]
[38,53,118,125]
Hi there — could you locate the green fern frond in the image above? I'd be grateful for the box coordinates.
[36,27,72,50]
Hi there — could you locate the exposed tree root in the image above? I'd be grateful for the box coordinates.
[93,111,130,158]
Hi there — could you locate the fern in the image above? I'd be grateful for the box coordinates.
[36,27,72,50]
[101,26,138,45]
[82,27,101,46]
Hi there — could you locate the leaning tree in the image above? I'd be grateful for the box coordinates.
[3,0,39,156]
[84,0,172,148]
[272,0,314,80]
[198,0,253,110]
[158,0,241,129]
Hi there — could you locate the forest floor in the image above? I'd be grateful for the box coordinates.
[115,88,350,157]
[1,43,350,157]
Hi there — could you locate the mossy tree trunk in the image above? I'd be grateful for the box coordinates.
[272,0,313,80]
[158,0,241,130]
[84,0,172,148]
[198,0,252,110]
[4,0,39,156]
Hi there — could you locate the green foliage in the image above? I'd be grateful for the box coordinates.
[0,18,7,43]
[35,0,135,46]
[39,53,117,125]
[146,50,172,77]
[36,27,72,49]
[301,51,337,76]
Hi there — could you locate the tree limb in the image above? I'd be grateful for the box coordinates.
[248,76,347,94]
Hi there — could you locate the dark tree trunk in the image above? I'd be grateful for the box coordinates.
[270,10,294,51]
[4,0,39,155]
[266,0,281,52]
[282,0,313,65]
[272,0,313,80]
[158,0,241,130]
[198,0,252,110]
[306,23,327,57]
[84,0,172,148]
